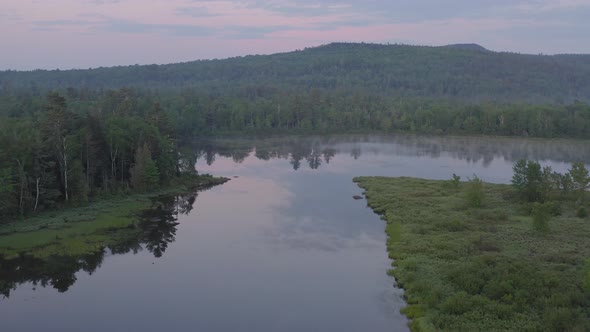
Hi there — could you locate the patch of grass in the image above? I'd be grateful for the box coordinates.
[354,176,590,331]
[0,197,149,259]
[531,202,551,233]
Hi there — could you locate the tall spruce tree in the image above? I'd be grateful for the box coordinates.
[129,143,159,192]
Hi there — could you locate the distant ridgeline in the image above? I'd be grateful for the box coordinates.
[0,42,590,138]
[2,42,590,102]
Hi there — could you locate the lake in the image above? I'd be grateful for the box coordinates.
[1,134,588,331]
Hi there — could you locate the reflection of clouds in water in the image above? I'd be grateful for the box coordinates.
[224,177,292,208]
[261,215,383,252]
[191,175,295,241]
[252,170,387,253]
[198,162,388,253]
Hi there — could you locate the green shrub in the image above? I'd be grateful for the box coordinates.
[448,173,461,189]
[576,206,588,218]
[440,291,473,315]
[548,201,562,216]
[465,175,485,208]
[531,202,550,233]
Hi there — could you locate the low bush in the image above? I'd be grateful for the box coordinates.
[465,175,485,208]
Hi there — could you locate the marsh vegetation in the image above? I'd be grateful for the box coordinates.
[355,164,590,331]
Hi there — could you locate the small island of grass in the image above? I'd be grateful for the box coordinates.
[355,169,590,331]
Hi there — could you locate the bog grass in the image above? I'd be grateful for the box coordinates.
[354,176,590,331]
[0,197,150,259]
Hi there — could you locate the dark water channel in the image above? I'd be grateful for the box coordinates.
[1,135,589,331]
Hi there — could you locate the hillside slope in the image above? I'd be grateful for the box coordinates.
[2,43,590,103]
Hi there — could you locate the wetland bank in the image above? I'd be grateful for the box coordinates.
[356,176,590,331]
[1,134,590,331]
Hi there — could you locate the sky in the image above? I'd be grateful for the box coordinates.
[2,0,590,70]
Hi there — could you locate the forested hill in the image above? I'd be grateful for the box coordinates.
[2,42,590,103]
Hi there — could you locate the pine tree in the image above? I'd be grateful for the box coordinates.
[130,143,159,192]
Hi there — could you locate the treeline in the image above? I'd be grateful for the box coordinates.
[0,92,188,220]
[2,43,590,103]
[512,160,589,204]
[2,87,589,139]
[511,160,590,223]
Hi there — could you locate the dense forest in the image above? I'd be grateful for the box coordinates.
[0,92,194,220]
[1,86,589,138]
[2,43,590,219]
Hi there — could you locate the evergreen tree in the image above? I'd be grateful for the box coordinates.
[129,143,159,192]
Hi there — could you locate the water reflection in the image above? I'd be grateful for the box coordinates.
[0,252,105,297]
[0,193,195,298]
[191,135,590,171]
[3,134,585,331]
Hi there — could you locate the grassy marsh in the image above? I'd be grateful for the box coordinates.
[355,176,590,331]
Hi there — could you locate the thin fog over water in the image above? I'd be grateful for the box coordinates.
[194,135,588,182]
[1,134,588,332]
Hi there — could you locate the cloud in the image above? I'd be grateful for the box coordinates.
[35,19,97,27]
[175,6,220,18]
[34,16,214,37]
[103,19,215,36]
[241,1,353,17]
[0,7,23,22]
[222,25,294,39]
[82,0,121,4]
[515,0,590,12]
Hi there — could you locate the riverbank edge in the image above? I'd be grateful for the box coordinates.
[354,176,590,331]
[0,174,230,259]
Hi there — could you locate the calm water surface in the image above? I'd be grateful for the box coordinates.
[1,135,589,332]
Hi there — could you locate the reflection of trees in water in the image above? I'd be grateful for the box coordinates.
[0,192,196,298]
[307,150,322,170]
[0,252,105,298]
[350,146,362,160]
[322,148,335,164]
[194,135,590,170]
